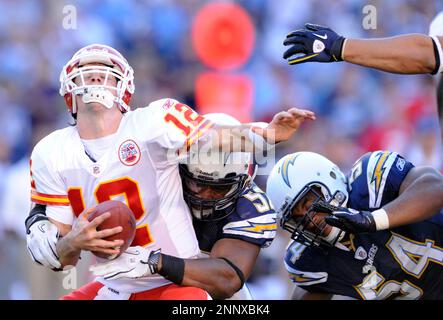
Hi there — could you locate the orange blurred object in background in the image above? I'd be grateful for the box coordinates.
[195,72,253,123]
[192,2,256,122]
[192,2,255,70]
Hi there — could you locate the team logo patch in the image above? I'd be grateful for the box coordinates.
[396,158,405,171]
[118,139,141,166]
[355,246,368,260]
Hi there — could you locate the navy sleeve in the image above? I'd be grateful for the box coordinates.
[348,151,414,210]
[380,153,414,206]
[221,184,277,248]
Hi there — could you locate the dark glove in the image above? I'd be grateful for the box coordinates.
[283,23,346,65]
[312,201,376,234]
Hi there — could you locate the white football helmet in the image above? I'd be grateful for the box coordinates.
[180,113,252,221]
[266,151,348,247]
[59,44,135,116]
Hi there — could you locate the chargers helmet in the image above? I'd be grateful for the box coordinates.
[179,113,252,221]
[266,151,348,247]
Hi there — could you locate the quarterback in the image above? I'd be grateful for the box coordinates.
[90,113,277,300]
[25,44,314,299]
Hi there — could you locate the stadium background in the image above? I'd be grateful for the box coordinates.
[0,0,441,299]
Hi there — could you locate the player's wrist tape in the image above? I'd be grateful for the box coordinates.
[371,208,390,231]
[430,35,443,75]
[158,254,185,285]
[331,37,346,61]
[219,257,245,292]
[25,204,49,234]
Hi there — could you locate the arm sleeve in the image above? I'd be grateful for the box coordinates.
[134,98,214,151]
[30,144,74,225]
[428,14,443,74]
[349,151,414,210]
[429,12,443,37]
[364,151,414,208]
[222,185,277,248]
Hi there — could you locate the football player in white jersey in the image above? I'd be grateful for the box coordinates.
[25,44,315,300]
[90,113,277,300]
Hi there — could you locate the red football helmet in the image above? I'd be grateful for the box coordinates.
[59,44,135,115]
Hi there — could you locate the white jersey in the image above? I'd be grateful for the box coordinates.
[30,98,213,293]
[430,12,443,37]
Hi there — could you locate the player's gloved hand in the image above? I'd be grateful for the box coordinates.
[283,23,346,65]
[26,219,61,269]
[89,246,155,280]
[312,201,377,234]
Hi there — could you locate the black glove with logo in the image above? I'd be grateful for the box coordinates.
[313,201,377,234]
[283,23,346,65]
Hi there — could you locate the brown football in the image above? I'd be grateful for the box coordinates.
[87,200,136,260]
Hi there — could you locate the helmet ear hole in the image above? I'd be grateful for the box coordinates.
[122,90,132,106]
[64,93,73,109]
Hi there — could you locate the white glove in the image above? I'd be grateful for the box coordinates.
[26,220,61,269]
[89,246,153,280]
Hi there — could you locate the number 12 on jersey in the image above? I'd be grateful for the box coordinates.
[68,177,153,247]
[164,102,205,137]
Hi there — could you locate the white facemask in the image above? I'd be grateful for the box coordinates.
[79,86,116,109]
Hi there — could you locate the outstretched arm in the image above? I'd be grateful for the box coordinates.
[343,35,438,74]
[202,108,316,153]
[283,23,442,75]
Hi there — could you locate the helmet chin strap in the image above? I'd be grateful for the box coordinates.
[322,225,345,244]
[76,87,117,109]
[192,207,212,220]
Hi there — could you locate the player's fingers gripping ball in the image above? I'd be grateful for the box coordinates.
[87,200,136,259]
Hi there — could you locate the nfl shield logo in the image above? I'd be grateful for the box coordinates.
[118,139,141,166]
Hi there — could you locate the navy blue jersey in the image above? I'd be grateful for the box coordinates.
[193,182,277,253]
[284,151,443,300]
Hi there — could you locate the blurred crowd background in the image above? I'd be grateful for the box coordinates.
[0,0,442,299]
